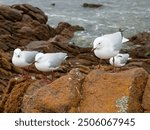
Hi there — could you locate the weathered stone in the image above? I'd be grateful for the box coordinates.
[26,40,47,50]
[61,28,74,39]
[125,32,150,59]
[52,35,70,43]
[22,69,84,112]
[0,68,12,80]
[0,51,12,76]
[0,57,11,70]
[142,75,150,111]
[23,4,46,19]
[0,35,17,50]
[27,11,47,24]
[0,20,13,34]
[0,5,23,22]
[72,25,85,31]
[22,14,32,22]
[33,24,56,40]
[55,22,72,34]
[128,44,150,58]
[0,4,55,51]
[129,32,150,45]
[12,4,47,23]
[1,78,34,112]
[0,15,5,20]
[127,59,150,74]
[80,68,148,112]
[0,28,10,35]
[11,4,29,13]
[12,66,23,74]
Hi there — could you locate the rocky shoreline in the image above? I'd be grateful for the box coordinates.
[0,4,150,113]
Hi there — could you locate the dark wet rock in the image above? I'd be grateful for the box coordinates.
[55,22,73,34]
[72,25,85,31]
[0,4,53,51]
[123,58,150,74]
[12,4,47,23]
[33,24,56,40]
[126,32,150,59]
[82,3,103,8]
[51,3,56,6]
[129,32,150,45]
[0,5,23,22]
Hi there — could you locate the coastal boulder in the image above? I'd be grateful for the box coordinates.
[0,4,54,51]
[142,75,150,111]
[80,68,148,112]
[128,32,150,58]
[22,69,85,113]
[12,4,48,24]
[0,5,23,22]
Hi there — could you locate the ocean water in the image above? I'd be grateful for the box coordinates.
[1,0,150,47]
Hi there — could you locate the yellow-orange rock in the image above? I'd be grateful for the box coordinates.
[22,69,84,112]
[80,68,148,113]
[142,75,150,111]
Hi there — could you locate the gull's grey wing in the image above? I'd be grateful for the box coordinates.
[23,51,38,64]
[120,54,129,64]
[102,32,123,52]
[113,42,122,51]
[48,53,67,68]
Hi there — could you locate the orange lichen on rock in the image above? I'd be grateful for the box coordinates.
[142,75,150,111]
[22,69,85,113]
[80,68,148,112]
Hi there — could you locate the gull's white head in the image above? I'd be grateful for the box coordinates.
[92,37,103,50]
[35,53,44,63]
[14,48,21,57]
[116,54,123,59]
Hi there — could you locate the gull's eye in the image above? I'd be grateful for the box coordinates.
[98,43,101,45]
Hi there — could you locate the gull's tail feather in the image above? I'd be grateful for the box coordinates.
[128,57,132,60]
[122,37,129,43]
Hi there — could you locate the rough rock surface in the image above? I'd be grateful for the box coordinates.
[128,32,150,59]
[142,75,150,111]
[80,68,148,112]
[0,4,55,51]
[0,78,34,112]
[0,69,84,112]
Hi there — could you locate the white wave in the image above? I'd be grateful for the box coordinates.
[47,14,67,18]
